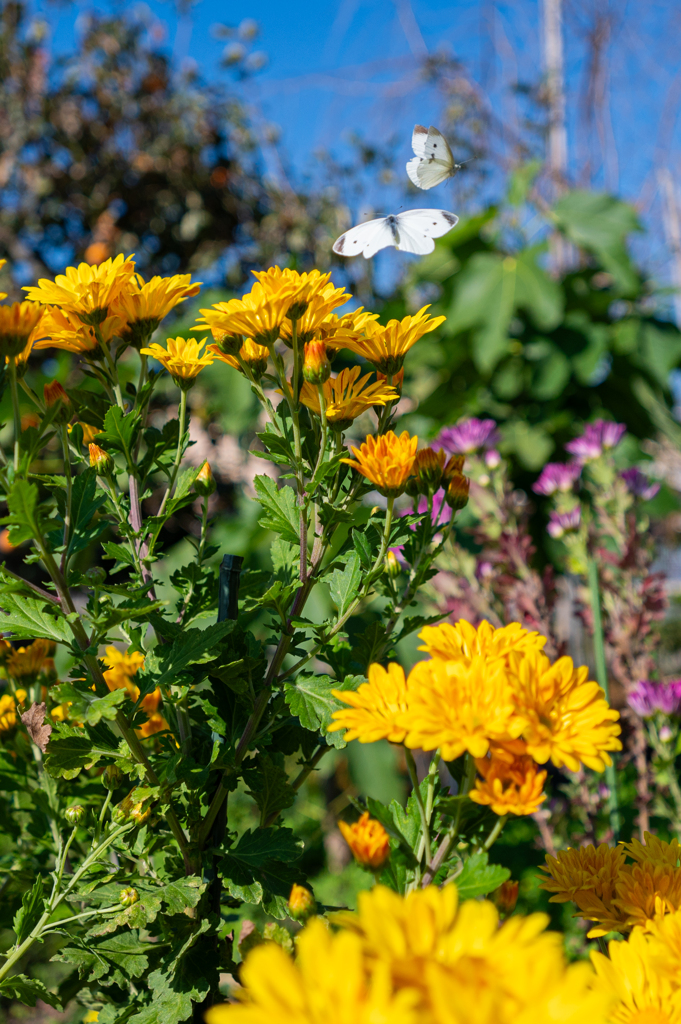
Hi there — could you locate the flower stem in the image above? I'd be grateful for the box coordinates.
[9,357,21,473]
[405,748,431,869]
[156,388,187,520]
[587,555,621,839]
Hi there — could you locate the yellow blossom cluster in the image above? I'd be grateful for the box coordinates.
[330,620,621,817]
[102,646,168,739]
[206,883,613,1024]
[539,832,681,937]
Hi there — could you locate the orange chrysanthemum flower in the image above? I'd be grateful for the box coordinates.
[338,812,391,870]
[23,253,136,324]
[141,336,214,384]
[299,366,399,429]
[32,306,123,354]
[470,748,547,816]
[418,619,547,666]
[329,663,410,743]
[0,301,45,358]
[326,305,446,374]
[112,273,202,346]
[341,430,418,497]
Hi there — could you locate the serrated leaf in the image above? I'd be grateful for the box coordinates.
[44,736,95,779]
[352,528,373,569]
[67,467,107,555]
[0,974,62,1010]
[353,621,389,670]
[4,478,40,545]
[95,406,141,458]
[13,876,44,944]
[327,551,362,618]
[453,852,510,900]
[52,931,150,988]
[246,755,295,823]
[254,476,300,545]
[137,621,235,693]
[52,682,128,725]
[0,592,71,643]
[284,673,361,749]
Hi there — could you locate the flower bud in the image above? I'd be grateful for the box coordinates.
[65,805,85,826]
[413,447,446,493]
[102,765,122,791]
[119,788,152,825]
[287,883,316,922]
[195,461,216,497]
[119,887,139,907]
[302,340,331,385]
[493,879,519,916]
[442,454,465,484]
[111,805,129,825]
[85,566,106,586]
[89,443,113,474]
[445,472,470,511]
[338,811,390,870]
[384,550,401,578]
[405,476,420,498]
[44,381,72,423]
[212,327,243,356]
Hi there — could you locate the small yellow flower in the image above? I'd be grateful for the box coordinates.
[418,619,546,666]
[623,833,681,869]
[195,461,216,497]
[32,306,123,354]
[327,305,446,374]
[338,811,391,870]
[83,1011,100,1023]
[0,694,17,734]
[493,879,519,915]
[103,646,145,694]
[208,337,270,378]
[444,470,470,510]
[329,663,410,743]
[112,273,201,346]
[278,282,352,345]
[196,281,296,347]
[23,254,136,324]
[341,430,418,497]
[0,301,45,358]
[137,712,170,738]
[141,336,214,385]
[288,883,316,922]
[470,748,547,816]
[300,367,399,429]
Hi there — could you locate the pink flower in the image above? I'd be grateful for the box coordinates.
[621,468,660,501]
[565,420,626,463]
[533,462,582,496]
[628,680,681,718]
[436,418,499,455]
[399,491,452,531]
[547,507,581,538]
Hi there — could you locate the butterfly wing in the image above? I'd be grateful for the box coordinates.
[393,209,459,254]
[407,124,429,187]
[333,217,398,259]
[414,126,458,189]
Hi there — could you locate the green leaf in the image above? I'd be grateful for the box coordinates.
[246,755,295,823]
[254,475,300,545]
[514,249,563,331]
[85,877,205,935]
[447,253,514,373]
[0,594,71,643]
[327,551,362,618]
[52,682,128,725]
[138,621,235,692]
[52,931,150,988]
[223,827,302,871]
[95,406,141,459]
[454,851,510,900]
[552,191,640,293]
[353,621,389,670]
[67,467,107,555]
[284,674,361,749]
[0,974,62,1011]
[4,478,41,545]
[13,876,45,944]
[44,735,95,779]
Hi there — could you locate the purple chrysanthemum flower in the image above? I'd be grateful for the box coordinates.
[436,418,499,455]
[621,468,660,501]
[547,507,581,539]
[533,462,582,496]
[628,679,681,718]
[565,420,626,463]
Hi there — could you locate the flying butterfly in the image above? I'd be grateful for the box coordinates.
[407,124,462,190]
[333,209,459,259]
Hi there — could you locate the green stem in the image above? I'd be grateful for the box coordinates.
[19,378,44,413]
[405,748,431,868]
[482,814,508,852]
[98,331,125,410]
[156,388,187,521]
[94,790,113,846]
[59,424,73,573]
[9,357,21,473]
[587,555,621,839]
[198,499,209,563]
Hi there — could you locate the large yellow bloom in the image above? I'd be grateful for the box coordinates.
[196,281,296,347]
[32,306,123,354]
[112,273,201,345]
[591,927,681,1024]
[507,650,621,771]
[470,748,547,816]
[327,306,446,374]
[329,663,410,743]
[23,254,136,324]
[300,366,399,428]
[402,656,523,760]
[141,336,214,384]
[252,268,348,329]
[318,308,380,347]
[341,430,418,497]
[419,620,546,666]
[0,301,45,358]
[278,282,352,345]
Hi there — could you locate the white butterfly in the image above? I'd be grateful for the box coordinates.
[332,209,459,259]
[407,124,462,190]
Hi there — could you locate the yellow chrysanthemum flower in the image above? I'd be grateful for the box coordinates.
[470,748,547,816]
[507,650,622,772]
[591,927,681,1024]
[141,336,214,384]
[0,258,7,301]
[0,301,45,358]
[339,812,391,870]
[329,663,410,743]
[341,430,418,497]
[102,647,163,738]
[205,917,419,1024]
[23,253,136,324]
[278,282,352,345]
[623,834,681,869]
[32,306,123,354]
[418,620,547,666]
[209,338,269,378]
[402,656,524,761]
[252,267,346,325]
[112,273,201,346]
[299,366,399,428]
[318,307,381,347]
[196,281,297,347]
[539,844,626,907]
[0,694,17,734]
[327,305,446,374]
[615,864,681,932]
[8,639,55,682]
[647,907,681,983]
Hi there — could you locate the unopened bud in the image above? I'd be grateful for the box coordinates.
[414,447,446,493]
[111,805,129,825]
[212,327,243,356]
[195,462,216,497]
[302,340,331,385]
[442,454,465,484]
[288,883,316,922]
[44,381,72,423]
[65,805,85,826]
[384,550,401,578]
[102,765,122,791]
[119,887,139,907]
[485,449,501,469]
[445,472,470,511]
[405,476,420,498]
[89,444,113,474]
[493,879,519,916]
[85,566,106,586]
